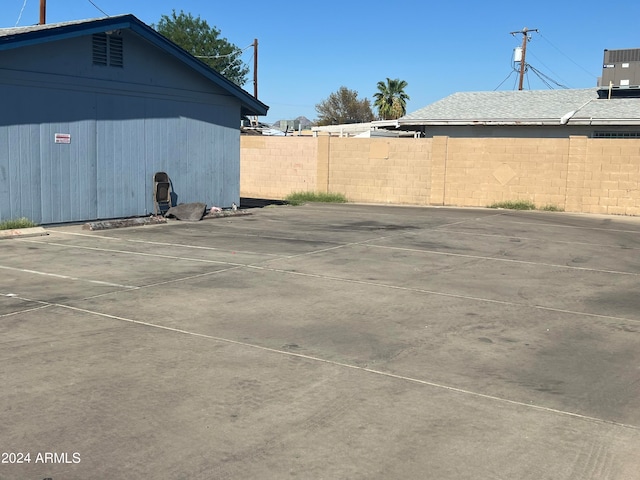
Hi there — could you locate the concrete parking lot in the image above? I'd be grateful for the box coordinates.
[1,203,640,479]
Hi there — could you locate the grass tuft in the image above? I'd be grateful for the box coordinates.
[0,217,38,230]
[285,191,347,206]
[540,204,564,212]
[488,200,536,210]
[487,200,564,212]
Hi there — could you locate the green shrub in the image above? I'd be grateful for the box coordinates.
[487,200,565,212]
[540,204,564,212]
[487,200,536,210]
[0,217,38,230]
[285,191,347,206]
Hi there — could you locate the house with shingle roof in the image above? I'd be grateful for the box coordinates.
[374,88,640,138]
[0,14,268,224]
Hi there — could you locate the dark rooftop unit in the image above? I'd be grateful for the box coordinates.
[599,48,640,95]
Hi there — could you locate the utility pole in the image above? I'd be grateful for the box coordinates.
[253,38,258,99]
[251,39,259,127]
[39,0,46,24]
[510,27,538,90]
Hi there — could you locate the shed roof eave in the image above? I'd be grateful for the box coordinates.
[241,104,269,117]
[125,20,268,116]
[0,14,269,117]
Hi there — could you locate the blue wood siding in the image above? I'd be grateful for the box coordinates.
[0,30,243,224]
[1,124,39,222]
[96,95,146,219]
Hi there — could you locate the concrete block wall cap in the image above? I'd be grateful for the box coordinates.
[0,227,48,239]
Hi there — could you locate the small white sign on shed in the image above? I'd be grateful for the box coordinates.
[54,133,71,144]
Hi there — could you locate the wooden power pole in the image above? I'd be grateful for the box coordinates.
[253,38,258,99]
[39,0,46,24]
[510,27,538,90]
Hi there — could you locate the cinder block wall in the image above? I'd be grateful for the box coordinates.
[438,137,568,208]
[327,138,432,204]
[240,135,640,215]
[582,139,640,216]
[240,136,318,199]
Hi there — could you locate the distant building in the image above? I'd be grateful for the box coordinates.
[275,116,312,133]
[277,120,300,132]
[373,88,640,138]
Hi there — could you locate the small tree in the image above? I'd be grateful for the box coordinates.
[315,87,375,126]
[154,10,249,86]
[373,78,410,120]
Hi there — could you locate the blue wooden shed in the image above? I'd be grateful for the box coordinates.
[0,14,268,224]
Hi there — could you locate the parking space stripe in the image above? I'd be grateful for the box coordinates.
[0,265,137,289]
[246,265,640,325]
[434,229,640,250]
[49,231,283,257]
[16,239,247,266]
[367,244,640,276]
[31,300,640,433]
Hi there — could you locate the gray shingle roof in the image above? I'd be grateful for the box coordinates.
[574,96,640,123]
[393,88,640,126]
[0,17,107,37]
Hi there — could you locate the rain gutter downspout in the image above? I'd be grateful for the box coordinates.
[560,99,594,125]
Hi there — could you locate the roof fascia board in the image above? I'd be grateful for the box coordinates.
[371,120,399,128]
[396,119,563,127]
[569,119,640,126]
[0,17,134,51]
[394,119,640,127]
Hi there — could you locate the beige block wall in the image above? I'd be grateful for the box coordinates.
[565,136,588,213]
[240,135,640,216]
[581,139,640,215]
[328,138,432,204]
[440,137,568,208]
[241,136,318,199]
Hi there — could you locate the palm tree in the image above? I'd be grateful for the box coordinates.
[373,78,410,120]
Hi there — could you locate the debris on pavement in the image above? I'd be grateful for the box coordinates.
[165,203,208,221]
[83,216,167,231]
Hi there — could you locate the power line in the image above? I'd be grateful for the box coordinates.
[528,64,569,89]
[494,70,516,90]
[526,50,571,88]
[195,43,253,60]
[538,31,599,79]
[15,0,28,26]
[507,27,571,91]
[87,0,109,17]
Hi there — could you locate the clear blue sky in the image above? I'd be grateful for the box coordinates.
[3,0,640,124]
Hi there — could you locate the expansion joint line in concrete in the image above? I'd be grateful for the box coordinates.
[23,299,640,434]
[245,265,640,326]
[0,294,52,318]
[368,244,640,277]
